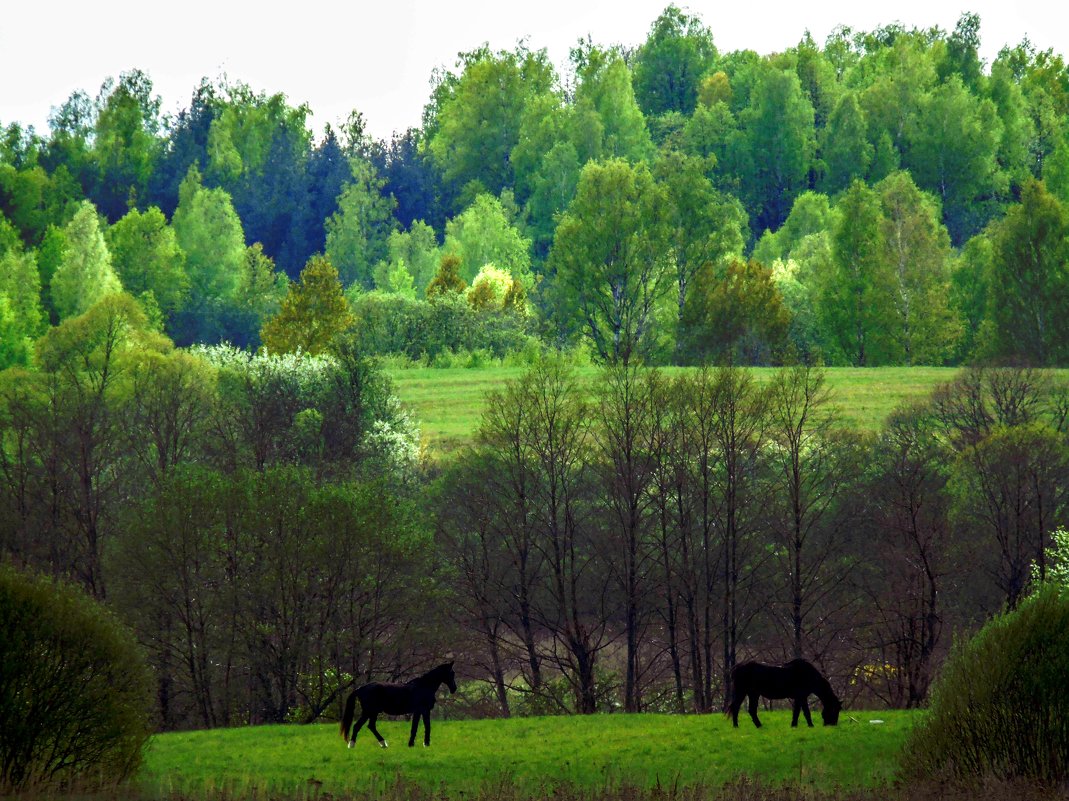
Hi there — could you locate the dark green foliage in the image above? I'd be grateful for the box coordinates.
[985,179,1069,364]
[0,564,152,791]
[900,585,1069,784]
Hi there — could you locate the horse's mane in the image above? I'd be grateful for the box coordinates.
[409,661,453,686]
[808,665,838,704]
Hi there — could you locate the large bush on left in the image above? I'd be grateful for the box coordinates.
[0,564,152,792]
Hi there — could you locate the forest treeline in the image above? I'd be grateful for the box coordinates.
[2,309,1067,725]
[5,9,1069,367]
[5,7,1069,732]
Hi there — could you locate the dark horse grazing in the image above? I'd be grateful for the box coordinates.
[729,659,841,728]
[340,662,457,749]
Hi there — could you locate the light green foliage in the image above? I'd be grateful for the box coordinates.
[106,206,189,314]
[821,92,873,194]
[988,61,1038,189]
[466,263,522,312]
[876,172,960,364]
[444,194,532,285]
[92,70,162,217]
[205,84,311,183]
[905,76,1004,241]
[0,165,76,249]
[0,296,33,369]
[680,99,738,175]
[0,248,45,340]
[510,92,570,203]
[33,225,66,319]
[738,64,816,230]
[232,243,288,342]
[0,213,20,255]
[524,140,581,260]
[385,221,440,295]
[632,5,717,117]
[771,258,823,360]
[859,33,938,156]
[550,159,672,364]
[171,166,245,303]
[571,46,653,162]
[817,180,894,365]
[654,150,747,348]
[1044,129,1069,205]
[752,191,836,265]
[324,158,396,288]
[50,200,122,319]
[1033,527,1069,589]
[260,255,354,355]
[428,45,558,200]
[373,257,416,299]
[790,31,841,129]
[34,292,159,375]
[949,233,994,361]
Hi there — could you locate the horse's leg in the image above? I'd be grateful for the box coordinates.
[730,693,742,728]
[748,693,762,728]
[367,714,388,748]
[422,710,431,746]
[791,698,801,727]
[408,712,420,747]
[802,698,813,727]
[349,712,369,748]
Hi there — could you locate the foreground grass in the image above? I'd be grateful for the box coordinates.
[389,366,957,457]
[140,711,915,798]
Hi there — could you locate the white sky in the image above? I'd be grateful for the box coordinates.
[1,0,1066,142]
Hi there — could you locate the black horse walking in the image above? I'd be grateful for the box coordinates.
[340,662,457,749]
[729,658,841,728]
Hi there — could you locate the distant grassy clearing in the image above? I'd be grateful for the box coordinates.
[389,366,958,457]
[141,711,916,797]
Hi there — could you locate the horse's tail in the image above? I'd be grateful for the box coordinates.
[725,661,747,715]
[340,689,358,740]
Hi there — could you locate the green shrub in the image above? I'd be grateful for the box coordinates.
[0,564,153,792]
[900,585,1069,784]
[350,291,539,361]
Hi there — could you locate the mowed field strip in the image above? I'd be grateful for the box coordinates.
[389,366,959,457]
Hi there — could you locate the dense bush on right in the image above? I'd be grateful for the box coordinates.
[900,584,1069,784]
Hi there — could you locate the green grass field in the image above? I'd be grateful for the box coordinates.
[388,366,958,457]
[140,711,917,798]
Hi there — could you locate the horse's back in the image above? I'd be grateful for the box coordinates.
[733,660,811,700]
[356,682,416,716]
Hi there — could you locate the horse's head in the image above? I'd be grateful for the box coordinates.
[442,661,457,694]
[821,696,841,726]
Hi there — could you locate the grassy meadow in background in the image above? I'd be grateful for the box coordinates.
[141,711,915,798]
[389,366,958,457]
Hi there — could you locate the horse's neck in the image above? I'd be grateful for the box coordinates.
[813,675,837,704]
[413,672,444,690]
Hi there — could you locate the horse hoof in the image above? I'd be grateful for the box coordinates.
[380,741,388,749]
[347,741,354,749]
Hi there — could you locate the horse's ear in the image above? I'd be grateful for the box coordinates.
[448,660,455,668]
